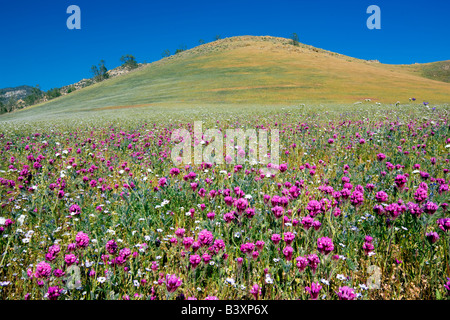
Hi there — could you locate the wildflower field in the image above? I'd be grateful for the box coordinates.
[0,102,449,300]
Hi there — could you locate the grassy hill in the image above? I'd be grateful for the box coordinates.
[3,36,450,121]
[405,61,450,83]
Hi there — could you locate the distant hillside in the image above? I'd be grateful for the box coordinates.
[58,63,147,95]
[3,36,450,120]
[0,61,146,115]
[415,61,450,83]
[0,85,42,104]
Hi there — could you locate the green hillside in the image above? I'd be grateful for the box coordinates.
[2,36,450,121]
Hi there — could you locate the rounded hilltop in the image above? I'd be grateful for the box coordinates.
[162,35,357,63]
[2,35,449,121]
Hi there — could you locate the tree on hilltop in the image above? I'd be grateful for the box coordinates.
[175,44,187,54]
[291,33,299,46]
[91,60,109,82]
[120,54,138,70]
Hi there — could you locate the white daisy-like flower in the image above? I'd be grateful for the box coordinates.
[336,274,346,281]
[17,215,26,226]
[321,279,330,285]
[97,277,106,283]
[265,275,274,284]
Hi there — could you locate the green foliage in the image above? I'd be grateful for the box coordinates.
[291,33,299,46]
[5,97,16,113]
[120,54,138,70]
[91,60,109,82]
[214,34,221,41]
[46,88,61,100]
[175,45,187,54]
[23,85,43,106]
[162,50,171,58]
[67,86,75,94]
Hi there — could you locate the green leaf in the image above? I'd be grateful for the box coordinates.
[347,258,356,271]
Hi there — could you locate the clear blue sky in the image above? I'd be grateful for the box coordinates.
[0,0,449,91]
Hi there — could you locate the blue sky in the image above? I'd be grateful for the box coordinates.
[0,0,449,91]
